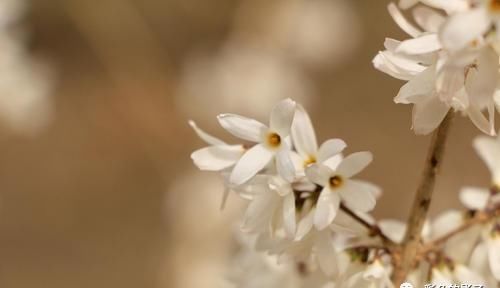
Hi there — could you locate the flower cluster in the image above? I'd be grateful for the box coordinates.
[188,1,500,286]
[190,98,500,287]
[374,0,500,135]
[190,99,386,286]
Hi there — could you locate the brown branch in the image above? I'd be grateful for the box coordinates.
[419,202,500,257]
[392,112,454,285]
[419,211,491,256]
[340,203,394,245]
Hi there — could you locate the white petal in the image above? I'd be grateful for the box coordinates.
[316,231,338,276]
[220,187,230,210]
[317,139,347,163]
[379,219,406,243]
[338,179,377,213]
[436,67,465,99]
[467,105,495,136]
[270,98,296,137]
[439,8,490,51]
[454,265,486,285]
[331,210,370,236]
[466,47,499,108]
[384,37,401,50]
[269,175,292,196]
[494,90,500,111]
[276,146,296,182]
[353,180,383,199]
[230,144,274,185]
[191,145,244,171]
[412,6,445,33]
[474,136,500,184]
[241,192,277,233]
[217,114,267,142]
[283,192,296,238]
[396,33,441,55]
[314,188,340,230]
[373,50,426,80]
[459,186,490,210]
[305,164,332,186]
[488,237,500,281]
[395,65,436,104]
[336,152,373,178]
[295,210,314,240]
[388,2,421,37]
[444,225,482,264]
[188,120,226,145]
[323,154,343,171]
[291,104,318,158]
[290,151,305,174]
[411,94,449,135]
[488,103,496,137]
[470,242,489,274]
[430,210,463,240]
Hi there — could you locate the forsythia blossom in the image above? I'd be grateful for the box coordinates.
[190,98,500,287]
[374,1,500,135]
[189,2,500,285]
[191,99,384,284]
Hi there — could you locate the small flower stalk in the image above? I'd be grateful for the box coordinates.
[189,1,500,287]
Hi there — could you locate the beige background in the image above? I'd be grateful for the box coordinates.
[0,1,490,287]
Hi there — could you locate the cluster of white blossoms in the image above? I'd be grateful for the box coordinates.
[190,99,383,286]
[374,0,500,136]
[189,1,500,286]
[190,98,499,287]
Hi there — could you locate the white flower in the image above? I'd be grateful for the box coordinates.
[474,133,500,186]
[189,120,245,171]
[484,224,500,281]
[240,176,285,234]
[458,187,500,282]
[275,228,340,277]
[374,3,498,135]
[218,98,297,185]
[305,152,377,230]
[469,232,500,285]
[291,104,346,173]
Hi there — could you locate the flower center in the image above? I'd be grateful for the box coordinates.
[329,175,343,188]
[303,156,316,167]
[267,133,281,147]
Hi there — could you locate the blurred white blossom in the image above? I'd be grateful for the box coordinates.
[177,45,312,121]
[374,2,500,135]
[234,0,361,67]
[0,0,53,135]
[187,1,500,286]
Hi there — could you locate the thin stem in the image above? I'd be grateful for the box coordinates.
[419,202,500,257]
[294,187,396,246]
[419,212,489,256]
[340,203,394,245]
[392,112,454,285]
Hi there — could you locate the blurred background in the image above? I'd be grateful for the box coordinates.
[0,0,491,287]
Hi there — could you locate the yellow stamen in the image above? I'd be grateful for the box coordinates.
[267,133,281,148]
[329,175,343,188]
